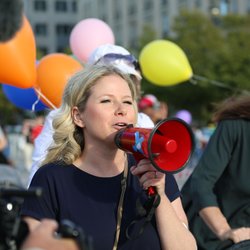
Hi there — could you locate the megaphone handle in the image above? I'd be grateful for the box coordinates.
[147,186,157,197]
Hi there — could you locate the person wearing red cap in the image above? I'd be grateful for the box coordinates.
[138,94,168,124]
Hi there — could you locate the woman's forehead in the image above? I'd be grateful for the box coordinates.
[92,75,131,92]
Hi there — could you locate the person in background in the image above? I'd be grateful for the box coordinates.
[138,94,168,124]
[0,124,11,165]
[20,119,36,171]
[181,94,250,250]
[29,109,58,182]
[157,100,169,122]
[28,44,154,185]
[22,64,197,250]
[29,115,45,144]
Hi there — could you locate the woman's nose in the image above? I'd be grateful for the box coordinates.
[115,103,127,116]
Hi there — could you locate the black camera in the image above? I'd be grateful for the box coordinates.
[0,187,93,250]
[0,187,42,250]
[57,219,93,250]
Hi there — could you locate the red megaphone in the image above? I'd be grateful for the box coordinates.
[115,118,194,173]
[115,118,194,196]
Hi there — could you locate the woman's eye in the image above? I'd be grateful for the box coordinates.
[101,99,111,103]
[124,101,133,105]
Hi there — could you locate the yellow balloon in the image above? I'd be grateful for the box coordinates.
[139,40,193,86]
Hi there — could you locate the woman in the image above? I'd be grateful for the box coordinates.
[21,65,196,250]
[28,44,154,186]
[182,94,250,249]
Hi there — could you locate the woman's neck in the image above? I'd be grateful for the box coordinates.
[73,148,126,177]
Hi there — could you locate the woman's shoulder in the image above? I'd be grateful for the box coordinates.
[34,162,73,179]
[29,162,76,188]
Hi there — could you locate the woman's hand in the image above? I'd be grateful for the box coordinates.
[130,159,166,196]
[131,159,197,250]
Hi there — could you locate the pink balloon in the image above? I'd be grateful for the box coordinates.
[70,18,115,63]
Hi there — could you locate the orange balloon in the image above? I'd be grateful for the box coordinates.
[35,53,83,108]
[0,16,36,88]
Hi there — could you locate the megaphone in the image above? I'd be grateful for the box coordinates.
[115,118,194,174]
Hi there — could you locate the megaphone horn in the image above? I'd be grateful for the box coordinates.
[115,118,194,173]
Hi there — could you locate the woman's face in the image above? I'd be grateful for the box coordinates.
[75,74,137,146]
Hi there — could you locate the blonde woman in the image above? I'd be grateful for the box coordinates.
[22,65,196,250]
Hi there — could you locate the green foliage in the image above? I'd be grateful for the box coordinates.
[129,24,157,58]
[63,46,72,55]
[138,25,157,51]
[36,47,45,60]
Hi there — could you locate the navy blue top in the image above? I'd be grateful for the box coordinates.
[21,156,180,250]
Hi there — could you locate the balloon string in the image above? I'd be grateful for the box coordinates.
[191,74,249,93]
[33,87,57,110]
[31,95,40,112]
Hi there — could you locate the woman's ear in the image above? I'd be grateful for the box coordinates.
[72,107,85,128]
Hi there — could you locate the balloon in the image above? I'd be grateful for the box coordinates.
[0,16,36,88]
[2,84,48,111]
[69,18,115,63]
[35,53,83,108]
[139,40,193,86]
[175,110,192,125]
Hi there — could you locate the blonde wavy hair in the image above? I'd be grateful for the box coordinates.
[42,64,137,166]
